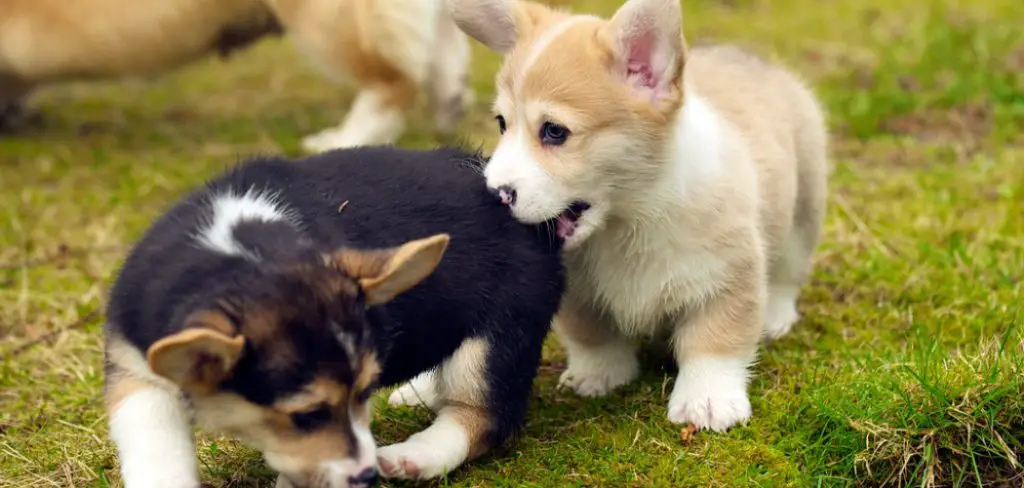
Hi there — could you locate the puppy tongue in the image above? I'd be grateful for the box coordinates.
[556,213,577,239]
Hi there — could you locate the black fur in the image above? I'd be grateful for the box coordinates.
[106,145,565,454]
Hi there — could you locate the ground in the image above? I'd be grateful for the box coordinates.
[1,0,1021,486]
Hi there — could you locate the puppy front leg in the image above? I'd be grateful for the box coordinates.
[106,373,199,488]
[667,263,765,432]
[556,294,639,397]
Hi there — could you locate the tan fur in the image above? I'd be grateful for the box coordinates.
[376,337,495,479]
[0,0,473,151]
[439,403,494,460]
[147,327,246,394]
[448,0,829,431]
[331,233,451,306]
[435,338,492,459]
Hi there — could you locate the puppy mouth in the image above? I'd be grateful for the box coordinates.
[552,201,592,240]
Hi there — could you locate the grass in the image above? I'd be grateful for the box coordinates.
[1,0,1021,486]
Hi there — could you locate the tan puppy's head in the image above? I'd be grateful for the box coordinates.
[450,0,687,248]
[145,234,450,488]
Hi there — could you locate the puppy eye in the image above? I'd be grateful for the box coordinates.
[291,405,332,431]
[540,122,570,146]
[495,115,507,134]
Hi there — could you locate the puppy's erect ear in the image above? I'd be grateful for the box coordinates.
[147,310,245,394]
[600,0,686,109]
[333,234,451,306]
[447,0,547,53]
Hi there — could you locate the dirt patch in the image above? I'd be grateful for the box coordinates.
[882,103,991,145]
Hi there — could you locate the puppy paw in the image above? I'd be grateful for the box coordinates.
[763,306,799,340]
[377,414,470,480]
[377,439,461,480]
[558,344,639,397]
[387,372,440,409]
[667,356,752,432]
[764,285,802,340]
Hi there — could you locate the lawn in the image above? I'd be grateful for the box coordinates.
[1,0,1022,486]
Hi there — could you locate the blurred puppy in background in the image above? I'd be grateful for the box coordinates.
[0,0,472,151]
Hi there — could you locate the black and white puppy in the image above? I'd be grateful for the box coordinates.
[103,146,565,488]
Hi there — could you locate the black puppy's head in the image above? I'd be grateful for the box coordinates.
[144,234,450,488]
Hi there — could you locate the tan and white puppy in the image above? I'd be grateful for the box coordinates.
[392,0,830,431]
[0,0,472,151]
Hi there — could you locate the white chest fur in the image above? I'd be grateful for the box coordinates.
[565,90,743,337]
[568,223,729,337]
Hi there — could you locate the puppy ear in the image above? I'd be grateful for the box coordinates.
[600,0,686,108]
[147,310,245,394]
[447,0,546,53]
[332,234,451,306]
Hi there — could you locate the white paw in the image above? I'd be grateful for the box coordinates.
[377,415,468,480]
[387,371,440,409]
[764,285,801,340]
[667,356,753,432]
[558,342,639,397]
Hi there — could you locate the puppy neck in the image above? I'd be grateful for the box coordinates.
[611,85,728,226]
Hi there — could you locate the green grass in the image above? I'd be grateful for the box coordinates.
[1,0,1022,486]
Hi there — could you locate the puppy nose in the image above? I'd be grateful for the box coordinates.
[349,467,379,486]
[490,185,517,206]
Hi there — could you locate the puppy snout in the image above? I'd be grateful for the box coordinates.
[490,185,517,206]
[348,467,379,487]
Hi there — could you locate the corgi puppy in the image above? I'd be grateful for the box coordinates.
[0,0,472,151]
[103,146,565,487]
[398,0,829,433]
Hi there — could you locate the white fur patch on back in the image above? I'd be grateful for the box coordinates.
[195,187,298,260]
[670,87,726,193]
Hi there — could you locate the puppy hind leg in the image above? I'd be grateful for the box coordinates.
[299,80,414,153]
[427,12,473,135]
[763,235,808,340]
[555,296,640,398]
[765,98,830,340]
[764,177,826,340]
[387,369,442,410]
[106,373,199,488]
[297,0,436,153]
